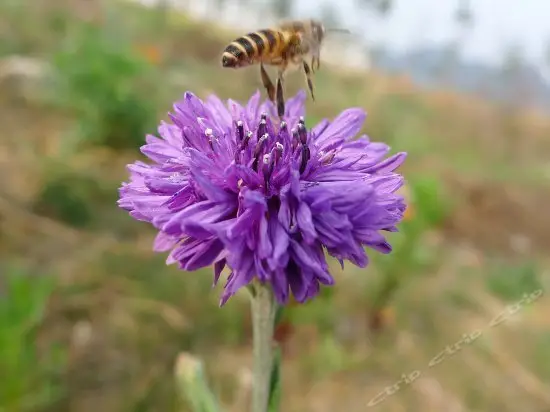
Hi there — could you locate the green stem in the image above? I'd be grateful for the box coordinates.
[250,283,276,412]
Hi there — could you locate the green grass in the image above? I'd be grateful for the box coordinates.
[0,267,65,411]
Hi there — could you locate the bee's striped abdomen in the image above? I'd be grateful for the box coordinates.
[221,35,257,68]
[221,28,286,68]
[247,32,266,55]
[221,44,242,68]
[258,29,279,56]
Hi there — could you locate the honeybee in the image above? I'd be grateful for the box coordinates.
[221,19,347,118]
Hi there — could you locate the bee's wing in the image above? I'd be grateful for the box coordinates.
[277,19,301,30]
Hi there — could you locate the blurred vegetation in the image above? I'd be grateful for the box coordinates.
[51,23,159,150]
[0,0,549,411]
[0,267,64,411]
[366,176,450,331]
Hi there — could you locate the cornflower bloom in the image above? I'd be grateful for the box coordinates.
[118,90,407,306]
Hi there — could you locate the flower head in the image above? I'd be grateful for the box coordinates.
[118,90,407,305]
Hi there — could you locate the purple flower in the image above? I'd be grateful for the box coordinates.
[118,90,407,305]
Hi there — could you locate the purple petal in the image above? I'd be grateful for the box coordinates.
[191,167,234,203]
[363,152,407,174]
[268,214,290,270]
[287,261,308,302]
[205,94,233,131]
[315,108,366,148]
[213,259,226,286]
[170,237,224,271]
[271,269,290,304]
[153,231,178,252]
[257,215,273,259]
[296,202,317,244]
[245,91,261,127]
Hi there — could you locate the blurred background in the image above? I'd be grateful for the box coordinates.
[1,0,550,411]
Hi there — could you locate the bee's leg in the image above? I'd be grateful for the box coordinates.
[260,63,276,102]
[311,56,317,73]
[276,71,285,118]
[312,55,320,71]
[303,61,315,101]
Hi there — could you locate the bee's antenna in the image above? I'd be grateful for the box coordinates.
[326,28,351,34]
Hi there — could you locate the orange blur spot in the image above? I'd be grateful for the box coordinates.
[135,43,162,66]
[403,203,415,221]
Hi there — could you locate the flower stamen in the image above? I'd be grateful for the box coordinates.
[205,128,215,150]
[262,153,273,189]
[273,142,283,165]
[297,123,307,145]
[241,130,252,150]
[291,128,299,151]
[252,133,269,171]
[300,144,310,174]
[236,120,244,143]
[257,118,267,140]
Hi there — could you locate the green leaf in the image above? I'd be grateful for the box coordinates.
[273,304,284,326]
[267,346,282,412]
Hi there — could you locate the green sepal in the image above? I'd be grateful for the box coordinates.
[174,353,220,412]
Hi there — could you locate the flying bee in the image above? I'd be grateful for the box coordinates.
[221,19,348,118]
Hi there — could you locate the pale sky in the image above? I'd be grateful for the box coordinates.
[295,0,550,70]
